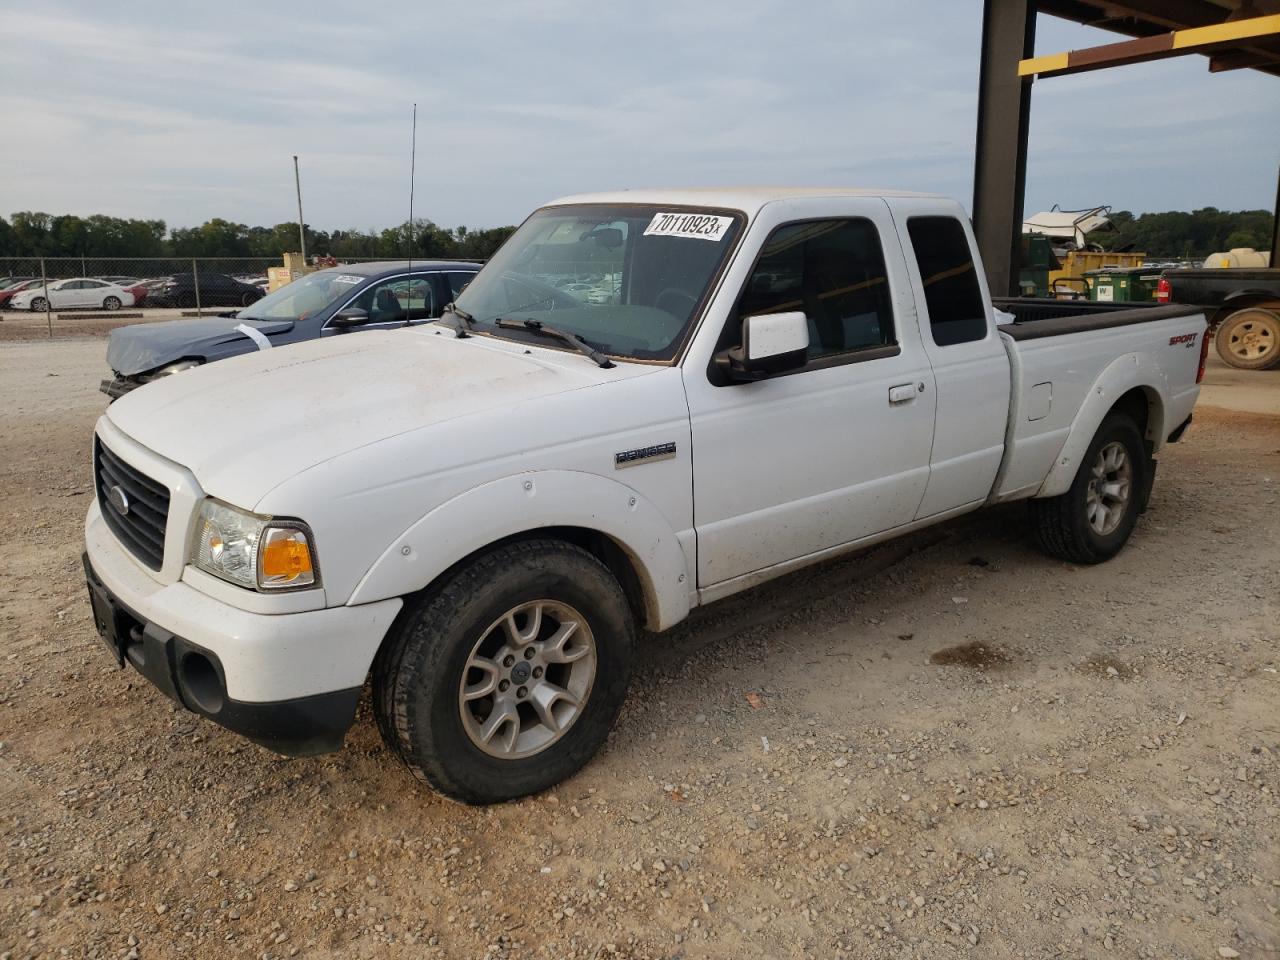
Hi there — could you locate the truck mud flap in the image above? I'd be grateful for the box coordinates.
[1138,457,1157,513]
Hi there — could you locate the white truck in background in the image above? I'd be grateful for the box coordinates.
[83,188,1208,804]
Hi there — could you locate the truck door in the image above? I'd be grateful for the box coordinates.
[683,198,937,588]
[888,200,1011,519]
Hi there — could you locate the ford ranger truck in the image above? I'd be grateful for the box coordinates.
[83,189,1208,804]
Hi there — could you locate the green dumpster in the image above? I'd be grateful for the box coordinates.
[1086,266,1163,304]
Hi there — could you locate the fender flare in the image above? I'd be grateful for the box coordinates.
[1036,353,1168,499]
[346,470,693,630]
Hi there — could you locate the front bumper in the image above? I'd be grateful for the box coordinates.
[83,503,402,756]
[85,552,360,756]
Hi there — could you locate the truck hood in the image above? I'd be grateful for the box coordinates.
[105,328,618,507]
[106,317,296,376]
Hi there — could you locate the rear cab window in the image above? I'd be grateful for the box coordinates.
[904,216,988,346]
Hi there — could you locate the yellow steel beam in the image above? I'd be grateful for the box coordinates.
[1019,13,1280,78]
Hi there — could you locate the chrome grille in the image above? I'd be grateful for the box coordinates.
[94,438,169,571]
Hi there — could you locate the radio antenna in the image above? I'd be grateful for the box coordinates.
[406,102,417,273]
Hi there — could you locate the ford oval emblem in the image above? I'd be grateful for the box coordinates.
[107,485,130,516]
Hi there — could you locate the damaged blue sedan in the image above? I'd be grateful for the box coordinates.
[100,260,479,399]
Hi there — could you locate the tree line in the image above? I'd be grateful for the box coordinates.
[2,205,1271,263]
[0,212,517,262]
[1089,207,1274,257]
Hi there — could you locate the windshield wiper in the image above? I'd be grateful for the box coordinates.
[440,302,475,338]
[494,318,615,368]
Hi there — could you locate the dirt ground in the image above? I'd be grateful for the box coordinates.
[1,337,1277,960]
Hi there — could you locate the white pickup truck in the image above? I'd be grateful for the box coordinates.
[83,188,1208,803]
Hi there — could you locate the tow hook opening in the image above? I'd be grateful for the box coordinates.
[180,652,225,714]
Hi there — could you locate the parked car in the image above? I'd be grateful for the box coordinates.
[0,275,35,289]
[10,277,137,311]
[100,260,481,398]
[0,277,48,308]
[83,188,1207,804]
[1157,266,1280,369]
[96,276,142,287]
[146,272,267,308]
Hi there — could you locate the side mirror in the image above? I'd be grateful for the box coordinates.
[591,227,624,248]
[330,307,370,328]
[714,311,809,382]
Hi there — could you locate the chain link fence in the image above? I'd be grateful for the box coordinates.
[0,256,479,338]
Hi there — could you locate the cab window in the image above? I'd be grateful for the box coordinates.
[905,216,988,346]
[735,218,895,362]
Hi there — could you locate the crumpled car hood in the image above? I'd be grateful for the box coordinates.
[106,317,295,376]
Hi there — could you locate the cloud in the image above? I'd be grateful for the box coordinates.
[0,0,1276,231]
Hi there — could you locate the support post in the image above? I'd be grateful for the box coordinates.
[192,258,202,317]
[1271,161,1279,269]
[293,155,307,266]
[40,257,51,339]
[973,0,1037,297]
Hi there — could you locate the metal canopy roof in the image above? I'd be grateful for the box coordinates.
[1035,0,1280,77]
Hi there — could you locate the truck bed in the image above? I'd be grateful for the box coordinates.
[992,299,1203,341]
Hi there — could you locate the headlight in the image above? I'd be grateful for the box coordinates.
[189,499,318,591]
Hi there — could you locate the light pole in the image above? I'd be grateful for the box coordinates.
[293,155,307,264]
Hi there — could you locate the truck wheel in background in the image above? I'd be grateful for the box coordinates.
[373,539,635,804]
[1030,413,1147,565]
[1214,307,1280,370]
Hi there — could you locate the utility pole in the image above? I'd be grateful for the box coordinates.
[293,155,307,264]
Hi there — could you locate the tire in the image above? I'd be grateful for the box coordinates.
[30,297,47,312]
[241,291,256,307]
[373,538,635,804]
[177,293,196,309]
[102,296,121,311]
[1214,307,1280,370]
[1030,413,1147,565]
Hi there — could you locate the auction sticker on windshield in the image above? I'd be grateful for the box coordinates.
[643,212,733,241]
[332,275,364,286]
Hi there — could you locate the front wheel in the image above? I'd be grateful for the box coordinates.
[30,297,48,312]
[373,539,635,804]
[1030,413,1148,564]
[1214,307,1280,370]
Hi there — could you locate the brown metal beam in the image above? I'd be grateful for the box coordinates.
[1209,47,1280,69]
[1271,163,1280,270]
[973,0,1037,298]
[1092,0,1224,29]
[1020,13,1280,77]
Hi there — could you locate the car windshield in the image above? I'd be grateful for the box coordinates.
[236,269,367,321]
[452,203,744,362]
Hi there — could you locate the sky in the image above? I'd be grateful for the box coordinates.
[1,1,1277,232]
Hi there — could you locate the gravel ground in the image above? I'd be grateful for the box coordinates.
[1,338,1277,960]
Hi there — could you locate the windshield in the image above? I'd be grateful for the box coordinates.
[237,269,367,321]
[452,204,744,362]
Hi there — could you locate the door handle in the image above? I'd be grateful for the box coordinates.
[888,383,917,404]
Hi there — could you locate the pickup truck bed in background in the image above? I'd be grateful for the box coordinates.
[1156,267,1280,369]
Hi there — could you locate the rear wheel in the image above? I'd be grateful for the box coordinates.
[373,539,635,804]
[1214,307,1280,370]
[241,291,257,306]
[1030,413,1147,564]
[102,296,121,311]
